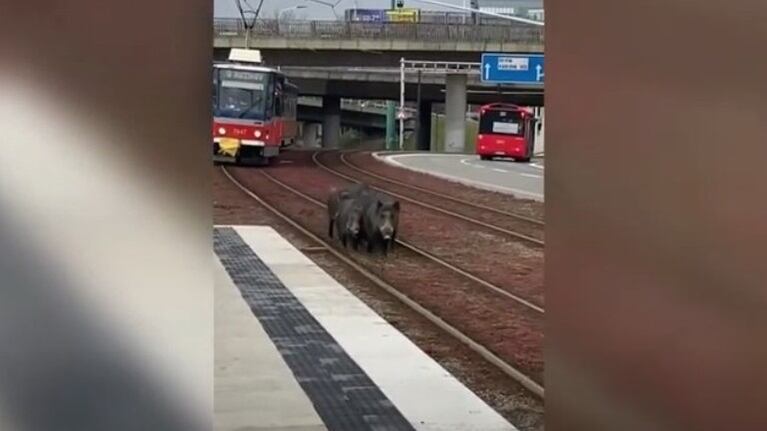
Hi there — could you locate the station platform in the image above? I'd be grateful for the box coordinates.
[214,225,517,431]
[373,152,544,201]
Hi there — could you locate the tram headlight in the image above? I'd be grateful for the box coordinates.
[254,130,262,138]
[218,127,226,135]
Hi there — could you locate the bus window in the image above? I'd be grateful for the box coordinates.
[479,110,524,136]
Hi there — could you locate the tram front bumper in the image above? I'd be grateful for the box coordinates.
[213,138,278,164]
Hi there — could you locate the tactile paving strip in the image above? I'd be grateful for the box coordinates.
[214,227,416,431]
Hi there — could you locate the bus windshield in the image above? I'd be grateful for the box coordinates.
[479,110,524,137]
[214,69,270,120]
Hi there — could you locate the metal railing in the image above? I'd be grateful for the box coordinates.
[298,97,418,115]
[214,18,544,44]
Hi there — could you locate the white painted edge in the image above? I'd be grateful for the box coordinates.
[227,225,518,431]
[372,152,544,202]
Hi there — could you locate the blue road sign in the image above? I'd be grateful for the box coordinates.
[481,53,544,84]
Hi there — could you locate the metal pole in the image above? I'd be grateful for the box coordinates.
[386,101,396,150]
[399,57,405,151]
[416,70,422,151]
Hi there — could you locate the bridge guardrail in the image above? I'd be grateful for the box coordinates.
[214,18,544,44]
[299,97,418,115]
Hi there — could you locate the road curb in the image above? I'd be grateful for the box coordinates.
[371,152,542,201]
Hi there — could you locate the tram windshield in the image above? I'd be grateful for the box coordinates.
[479,109,525,137]
[213,69,270,120]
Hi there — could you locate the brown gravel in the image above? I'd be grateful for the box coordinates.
[272,150,544,308]
[213,166,544,431]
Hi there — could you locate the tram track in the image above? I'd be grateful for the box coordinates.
[339,151,544,226]
[258,165,543,315]
[312,151,545,247]
[221,166,545,398]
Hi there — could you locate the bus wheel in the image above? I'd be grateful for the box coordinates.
[480,155,492,161]
[515,157,531,163]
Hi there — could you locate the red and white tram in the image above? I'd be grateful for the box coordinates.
[212,49,298,165]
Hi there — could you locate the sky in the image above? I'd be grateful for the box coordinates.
[214,0,469,20]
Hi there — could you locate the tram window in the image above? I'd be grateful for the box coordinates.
[275,95,283,116]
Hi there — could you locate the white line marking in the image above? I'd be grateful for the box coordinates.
[530,163,544,170]
[521,173,543,178]
[460,158,486,169]
[492,168,508,173]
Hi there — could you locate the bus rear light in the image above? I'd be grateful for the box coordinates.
[254,130,262,138]
[218,127,226,135]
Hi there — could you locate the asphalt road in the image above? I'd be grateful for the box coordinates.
[380,153,544,201]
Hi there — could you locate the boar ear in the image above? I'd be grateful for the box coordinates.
[393,201,400,210]
[377,200,383,209]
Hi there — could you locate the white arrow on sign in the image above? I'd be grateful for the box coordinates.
[536,64,544,81]
[484,63,491,80]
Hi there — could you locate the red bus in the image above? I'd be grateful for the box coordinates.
[212,50,298,165]
[476,103,538,163]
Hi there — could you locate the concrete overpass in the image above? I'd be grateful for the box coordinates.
[295,98,417,148]
[283,66,544,106]
[287,65,543,151]
[297,98,414,133]
[213,19,544,67]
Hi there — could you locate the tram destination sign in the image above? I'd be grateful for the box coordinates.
[481,53,544,84]
[220,69,266,81]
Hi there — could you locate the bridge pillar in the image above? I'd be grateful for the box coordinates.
[417,101,432,151]
[300,122,321,148]
[321,96,341,149]
[445,74,467,153]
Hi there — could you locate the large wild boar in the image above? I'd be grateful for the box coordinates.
[334,197,364,250]
[326,188,350,238]
[361,193,400,256]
